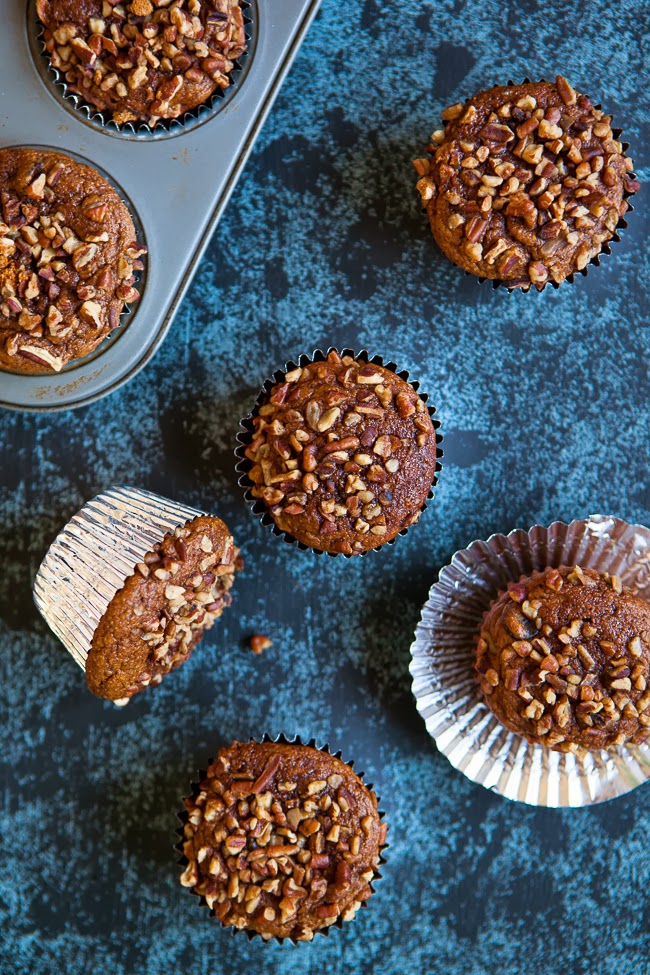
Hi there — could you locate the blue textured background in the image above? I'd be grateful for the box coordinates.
[2,1,650,972]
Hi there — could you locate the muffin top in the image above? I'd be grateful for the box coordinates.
[244,350,439,554]
[37,0,247,126]
[0,148,145,375]
[180,740,386,941]
[86,516,240,703]
[475,566,650,752]
[415,76,640,289]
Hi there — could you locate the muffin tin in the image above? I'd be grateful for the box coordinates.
[0,0,322,413]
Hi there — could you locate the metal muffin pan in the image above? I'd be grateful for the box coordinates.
[0,0,322,412]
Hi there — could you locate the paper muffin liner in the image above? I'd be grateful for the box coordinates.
[410,515,650,807]
[33,486,207,688]
[0,145,148,377]
[175,733,388,944]
[235,347,444,558]
[29,0,254,140]
[423,77,638,294]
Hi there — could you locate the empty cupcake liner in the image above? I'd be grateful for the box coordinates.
[175,732,388,945]
[30,0,254,140]
[33,485,206,682]
[422,77,638,294]
[409,515,650,807]
[235,347,444,558]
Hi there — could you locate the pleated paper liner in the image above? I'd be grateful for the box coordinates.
[422,76,639,294]
[175,733,388,944]
[28,0,255,140]
[235,347,444,558]
[409,515,650,807]
[33,485,207,700]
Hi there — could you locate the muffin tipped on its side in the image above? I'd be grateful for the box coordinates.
[87,516,240,703]
[475,566,650,751]
[415,76,640,289]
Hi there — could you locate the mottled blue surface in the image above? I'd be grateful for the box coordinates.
[2,0,650,973]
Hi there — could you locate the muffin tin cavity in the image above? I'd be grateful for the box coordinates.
[27,0,256,141]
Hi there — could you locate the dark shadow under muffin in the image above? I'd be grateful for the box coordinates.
[415,76,640,289]
[179,740,386,941]
[475,566,650,752]
[86,515,240,702]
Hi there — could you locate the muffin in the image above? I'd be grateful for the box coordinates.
[0,148,145,375]
[414,76,640,289]
[33,487,241,704]
[240,350,441,555]
[37,0,247,126]
[179,739,387,941]
[87,515,240,702]
[475,566,650,752]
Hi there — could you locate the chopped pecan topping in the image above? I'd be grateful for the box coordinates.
[243,351,439,555]
[38,0,247,126]
[0,148,146,374]
[475,566,650,752]
[416,77,639,289]
[180,741,385,940]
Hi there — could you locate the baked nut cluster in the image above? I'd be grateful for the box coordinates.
[0,148,145,374]
[415,76,640,289]
[37,0,247,126]
[475,566,650,751]
[180,741,386,941]
[86,515,241,702]
[243,350,439,554]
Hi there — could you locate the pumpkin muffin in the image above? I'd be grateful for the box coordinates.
[86,515,240,703]
[0,148,145,374]
[179,739,387,941]
[415,76,640,289]
[475,566,650,752]
[37,0,247,126]
[240,350,441,555]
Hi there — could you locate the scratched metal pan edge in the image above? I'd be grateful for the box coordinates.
[0,0,323,413]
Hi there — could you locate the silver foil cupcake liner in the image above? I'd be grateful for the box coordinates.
[33,485,206,682]
[175,732,388,945]
[235,347,444,558]
[30,0,254,140]
[423,77,638,294]
[409,515,650,807]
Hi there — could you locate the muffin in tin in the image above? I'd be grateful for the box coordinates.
[415,76,640,289]
[37,0,247,127]
[475,565,650,752]
[240,349,441,555]
[0,148,145,374]
[179,739,387,941]
[87,515,240,702]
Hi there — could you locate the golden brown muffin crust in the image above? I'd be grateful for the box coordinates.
[0,148,145,374]
[415,77,640,289]
[475,566,650,752]
[180,741,386,941]
[86,515,239,702]
[244,350,439,554]
[37,0,247,125]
